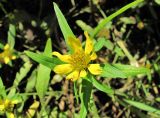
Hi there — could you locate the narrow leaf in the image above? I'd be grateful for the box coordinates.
[53,2,75,42]
[0,77,6,97]
[25,51,63,69]
[124,99,160,115]
[101,63,127,78]
[7,24,16,49]
[112,64,150,77]
[79,77,93,118]
[91,76,114,95]
[36,39,52,100]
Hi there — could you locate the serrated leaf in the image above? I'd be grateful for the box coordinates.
[124,99,160,115]
[8,61,32,98]
[25,69,37,92]
[89,96,100,118]
[14,61,32,86]
[25,51,63,69]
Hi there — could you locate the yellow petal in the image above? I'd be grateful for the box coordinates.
[27,101,39,118]
[0,104,5,111]
[11,56,16,60]
[67,37,82,52]
[53,64,73,75]
[66,70,80,81]
[4,44,10,50]
[4,57,10,64]
[84,31,93,54]
[88,64,102,75]
[8,112,15,118]
[80,70,87,78]
[52,52,71,63]
[90,52,97,60]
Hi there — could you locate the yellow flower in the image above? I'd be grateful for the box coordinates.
[52,31,102,81]
[0,99,18,118]
[0,44,16,64]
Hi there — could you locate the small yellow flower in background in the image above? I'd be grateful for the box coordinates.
[0,99,18,118]
[52,31,102,81]
[0,44,16,64]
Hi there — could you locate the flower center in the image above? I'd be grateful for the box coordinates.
[70,50,90,70]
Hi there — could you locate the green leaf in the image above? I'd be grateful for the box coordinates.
[36,38,52,100]
[79,77,93,118]
[91,0,144,37]
[89,94,100,118]
[7,24,16,49]
[120,17,136,24]
[101,64,150,78]
[113,46,125,57]
[101,63,127,78]
[112,64,150,77]
[124,99,160,115]
[91,76,114,95]
[94,37,106,52]
[104,39,114,50]
[8,61,32,98]
[0,77,6,98]
[53,2,75,42]
[14,61,32,87]
[0,43,4,49]
[74,82,79,104]
[94,37,114,52]
[25,51,63,69]
[76,20,93,33]
[155,0,160,5]
[25,69,37,93]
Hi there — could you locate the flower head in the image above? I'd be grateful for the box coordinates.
[0,44,16,64]
[52,31,102,81]
[0,99,18,118]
